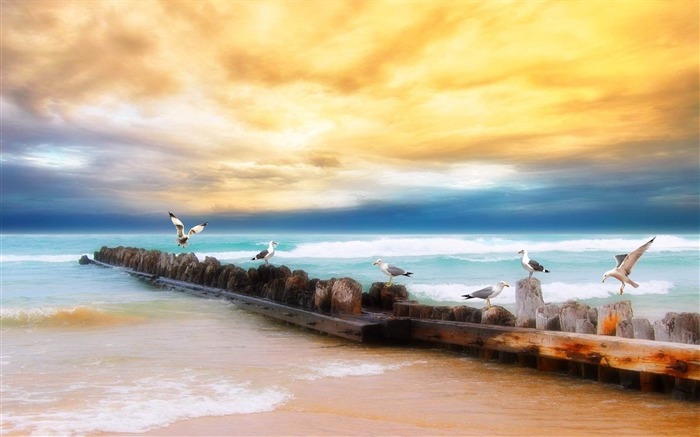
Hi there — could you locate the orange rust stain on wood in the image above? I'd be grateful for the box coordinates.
[600,313,619,335]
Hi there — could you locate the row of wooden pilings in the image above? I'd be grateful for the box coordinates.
[86,246,700,401]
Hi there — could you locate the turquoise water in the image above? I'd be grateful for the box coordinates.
[1,233,699,435]
[2,233,698,321]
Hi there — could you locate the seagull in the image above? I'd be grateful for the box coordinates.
[252,241,278,265]
[169,212,207,247]
[518,249,550,278]
[602,236,655,295]
[373,259,413,286]
[462,281,510,309]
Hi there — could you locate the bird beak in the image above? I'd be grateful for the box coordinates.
[505,284,510,287]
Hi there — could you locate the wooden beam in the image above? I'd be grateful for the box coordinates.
[152,277,384,342]
[88,257,700,381]
[410,319,700,380]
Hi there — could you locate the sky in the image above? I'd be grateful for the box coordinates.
[1,0,698,233]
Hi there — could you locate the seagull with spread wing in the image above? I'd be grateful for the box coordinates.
[602,236,655,295]
[169,212,207,247]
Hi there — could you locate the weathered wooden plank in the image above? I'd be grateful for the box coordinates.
[154,277,384,342]
[88,256,700,382]
[91,261,383,342]
[410,319,700,380]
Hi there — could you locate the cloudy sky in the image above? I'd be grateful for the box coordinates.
[2,0,698,232]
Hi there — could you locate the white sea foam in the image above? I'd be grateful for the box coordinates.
[409,280,674,304]
[0,306,136,327]
[0,306,89,321]
[0,254,89,263]
[3,375,293,436]
[261,235,697,259]
[4,235,695,264]
[297,359,424,381]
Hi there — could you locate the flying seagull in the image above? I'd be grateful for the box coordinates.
[462,281,510,309]
[518,249,550,278]
[373,259,413,286]
[169,212,207,247]
[252,241,278,265]
[602,236,655,295]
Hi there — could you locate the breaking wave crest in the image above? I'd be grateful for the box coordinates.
[408,280,674,304]
[278,235,696,259]
[1,306,139,327]
[3,373,292,435]
[0,254,88,263]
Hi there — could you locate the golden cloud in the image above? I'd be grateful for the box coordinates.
[2,0,697,214]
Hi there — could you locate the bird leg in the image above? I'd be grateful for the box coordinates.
[486,299,492,309]
[384,277,394,288]
[619,285,624,295]
[528,272,533,278]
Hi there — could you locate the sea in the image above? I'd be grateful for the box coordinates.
[1,232,699,436]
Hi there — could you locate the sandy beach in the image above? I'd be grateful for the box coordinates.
[135,351,700,437]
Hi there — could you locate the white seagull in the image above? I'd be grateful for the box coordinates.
[252,241,278,265]
[518,249,550,278]
[373,259,413,286]
[169,212,207,247]
[462,281,510,309]
[602,236,655,295]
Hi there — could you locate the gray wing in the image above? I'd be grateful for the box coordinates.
[614,254,627,268]
[528,259,545,272]
[386,264,407,276]
[467,286,494,299]
[254,249,269,260]
[618,237,655,275]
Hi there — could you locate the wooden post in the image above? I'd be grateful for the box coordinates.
[537,356,560,372]
[575,319,596,334]
[617,319,640,389]
[597,301,633,336]
[560,300,594,333]
[536,303,561,331]
[631,317,658,392]
[515,277,545,328]
[655,313,700,401]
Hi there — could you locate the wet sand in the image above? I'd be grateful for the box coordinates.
[133,348,700,437]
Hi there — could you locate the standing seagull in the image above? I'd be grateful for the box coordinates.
[602,236,655,295]
[518,249,550,278]
[169,212,207,247]
[462,281,510,309]
[252,241,278,265]
[373,259,413,286]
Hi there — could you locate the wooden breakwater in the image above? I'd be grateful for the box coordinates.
[82,246,700,401]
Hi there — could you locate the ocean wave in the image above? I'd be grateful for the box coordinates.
[297,359,425,381]
[3,235,695,264]
[408,280,674,304]
[0,254,89,263]
[3,374,293,435]
[266,235,698,259]
[0,306,139,327]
